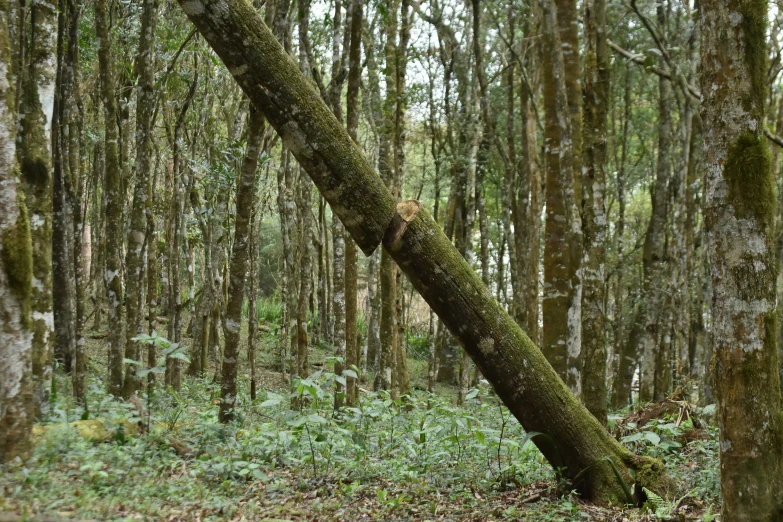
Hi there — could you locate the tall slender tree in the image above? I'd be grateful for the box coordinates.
[219,107,264,423]
[540,0,582,394]
[123,0,159,398]
[580,0,609,425]
[95,0,125,396]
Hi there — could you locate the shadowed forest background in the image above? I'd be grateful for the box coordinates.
[1,0,782,519]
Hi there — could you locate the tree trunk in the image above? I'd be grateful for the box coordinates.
[0,3,35,460]
[52,0,74,376]
[19,0,56,412]
[177,0,669,503]
[247,209,259,401]
[610,63,630,410]
[95,0,124,397]
[540,0,582,394]
[375,0,400,395]
[344,0,362,407]
[701,0,783,518]
[166,68,197,391]
[122,0,158,398]
[332,216,346,407]
[297,173,313,382]
[580,0,609,425]
[366,248,380,372]
[219,107,264,423]
[615,48,671,407]
[64,0,85,403]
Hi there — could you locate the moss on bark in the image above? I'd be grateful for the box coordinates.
[724,134,774,228]
[2,189,33,327]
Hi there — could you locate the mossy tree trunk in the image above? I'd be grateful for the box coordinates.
[294,0,313,395]
[19,0,56,413]
[175,0,668,504]
[52,0,75,376]
[701,0,783,519]
[580,0,609,425]
[518,37,542,345]
[122,0,159,399]
[0,0,35,461]
[540,0,582,394]
[332,216,347,406]
[247,208,259,400]
[63,0,85,404]
[555,0,583,394]
[344,0,362,406]
[95,0,124,397]
[375,0,401,397]
[165,67,197,391]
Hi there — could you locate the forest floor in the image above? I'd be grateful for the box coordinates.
[0,325,721,521]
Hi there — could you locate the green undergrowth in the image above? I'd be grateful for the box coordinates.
[1,346,721,521]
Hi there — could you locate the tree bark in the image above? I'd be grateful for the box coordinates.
[580,0,609,425]
[332,216,347,407]
[701,0,783,519]
[610,62,630,410]
[219,107,264,423]
[540,0,582,394]
[19,0,56,412]
[344,0,362,407]
[0,1,35,460]
[64,0,85,403]
[95,0,124,397]
[176,0,668,503]
[52,0,74,376]
[122,0,159,398]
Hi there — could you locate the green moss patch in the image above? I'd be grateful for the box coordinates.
[724,133,775,227]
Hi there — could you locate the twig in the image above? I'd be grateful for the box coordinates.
[765,128,783,148]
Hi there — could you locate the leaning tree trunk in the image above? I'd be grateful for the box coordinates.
[0,3,35,460]
[177,0,669,504]
[701,0,783,519]
[219,107,264,423]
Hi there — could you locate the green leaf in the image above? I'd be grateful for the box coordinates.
[621,432,644,443]
[642,432,661,446]
[342,369,358,379]
[168,352,191,363]
[123,358,142,366]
